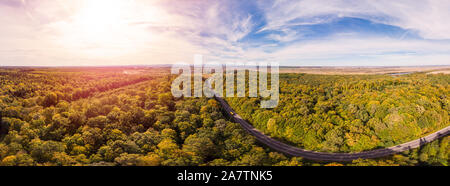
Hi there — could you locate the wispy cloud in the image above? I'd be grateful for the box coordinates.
[259,0,450,40]
[0,0,449,66]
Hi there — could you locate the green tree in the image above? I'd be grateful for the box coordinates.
[43,92,58,107]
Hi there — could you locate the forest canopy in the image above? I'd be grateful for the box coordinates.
[0,67,448,166]
[226,73,449,153]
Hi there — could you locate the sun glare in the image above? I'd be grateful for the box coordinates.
[56,0,154,58]
[74,0,128,42]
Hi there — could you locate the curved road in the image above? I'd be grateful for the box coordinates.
[210,86,450,161]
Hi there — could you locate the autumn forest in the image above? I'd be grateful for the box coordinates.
[0,67,448,166]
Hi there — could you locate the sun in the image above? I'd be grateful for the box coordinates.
[55,0,153,58]
[74,0,129,43]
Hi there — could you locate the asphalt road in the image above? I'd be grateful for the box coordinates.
[210,86,450,161]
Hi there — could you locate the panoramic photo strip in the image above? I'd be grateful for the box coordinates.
[0,0,448,184]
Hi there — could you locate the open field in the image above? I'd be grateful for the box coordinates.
[428,70,450,74]
[279,66,450,75]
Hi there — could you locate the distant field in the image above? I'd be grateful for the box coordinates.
[5,66,448,75]
[428,70,450,74]
[279,66,450,75]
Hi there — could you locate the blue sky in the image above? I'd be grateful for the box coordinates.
[1,0,450,66]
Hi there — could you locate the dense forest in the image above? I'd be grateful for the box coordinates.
[0,67,448,166]
[226,73,449,163]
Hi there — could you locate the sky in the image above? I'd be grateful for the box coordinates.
[1,0,450,66]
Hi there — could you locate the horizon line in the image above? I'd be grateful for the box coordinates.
[1,64,449,68]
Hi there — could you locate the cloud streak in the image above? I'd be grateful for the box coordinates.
[0,0,449,66]
[260,0,450,40]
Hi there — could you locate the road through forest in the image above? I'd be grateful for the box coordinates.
[212,91,450,161]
